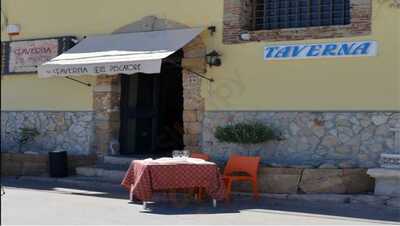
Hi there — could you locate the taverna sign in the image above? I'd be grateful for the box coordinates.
[264,41,377,61]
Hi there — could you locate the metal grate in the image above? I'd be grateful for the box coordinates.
[253,0,351,30]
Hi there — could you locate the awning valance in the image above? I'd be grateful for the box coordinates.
[38,28,203,78]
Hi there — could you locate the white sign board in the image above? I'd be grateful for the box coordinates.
[264,41,378,61]
[8,39,59,73]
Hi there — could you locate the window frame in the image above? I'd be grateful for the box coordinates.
[223,0,372,44]
[252,0,352,31]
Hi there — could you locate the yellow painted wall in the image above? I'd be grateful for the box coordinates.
[1,0,399,111]
[1,75,95,111]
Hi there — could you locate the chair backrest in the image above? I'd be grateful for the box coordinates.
[191,152,210,161]
[223,155,261,178]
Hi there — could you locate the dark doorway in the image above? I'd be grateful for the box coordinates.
[119,51,184,156]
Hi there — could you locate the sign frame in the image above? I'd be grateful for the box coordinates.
[1,36,76,75]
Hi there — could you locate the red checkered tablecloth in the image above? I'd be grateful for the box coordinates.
[121,160,225,201]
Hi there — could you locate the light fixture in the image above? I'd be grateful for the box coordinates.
[6,24,20,36]
[206,50,222,67]
[208,26,216,36]
[239,31,251,41]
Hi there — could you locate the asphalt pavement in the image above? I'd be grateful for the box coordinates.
[1,177,399,225]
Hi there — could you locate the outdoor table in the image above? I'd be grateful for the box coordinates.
[121,158,225,209]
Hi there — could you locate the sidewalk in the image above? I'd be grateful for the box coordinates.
[1,177,399,225]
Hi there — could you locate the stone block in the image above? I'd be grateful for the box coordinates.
[183,111,198,122]
[181,58,206,73]
[94,83,121,93]
[76,166,97,177]
[367,168,400,197]
[184,98,204,111]
[184,122,202,135]
[22,162,48,176]
[20,153,48,162]
[375,178,400,197]
[95,75,120,86]
[68,154,97,174]
[1,153,48,176]
[342,169,374,193]
[1,160,23,176]
[184,48,206,58]
[232,167,302,194]
[95,111,120,121]
[93,92,120,111]
[262,167,302,193]
[183,134,199,147]
[299,169,346,193]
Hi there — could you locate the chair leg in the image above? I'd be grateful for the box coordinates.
[197,187,205,201]
[225,180,232,202]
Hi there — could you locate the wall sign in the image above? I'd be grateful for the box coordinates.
[1,36,76,75]
[264,41,378,61]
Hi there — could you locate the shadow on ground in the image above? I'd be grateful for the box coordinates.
[2,177,399,223]
[141,197,400,223]
[2,176,128,200]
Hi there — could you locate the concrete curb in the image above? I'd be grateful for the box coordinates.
[3,176,399,209]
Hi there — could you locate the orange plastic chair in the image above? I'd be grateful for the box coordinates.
[191,152,210,161]
[223,155,261,201]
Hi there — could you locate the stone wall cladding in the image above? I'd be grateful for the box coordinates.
[202,111,400,168]
[223,0,372,44]
[93,75,121,158]
[182,36,207,151]
[1,111,94,155]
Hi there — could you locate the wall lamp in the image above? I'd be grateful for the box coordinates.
[239,31,251,41]
[208,26,216,36]
[206,50,222,67]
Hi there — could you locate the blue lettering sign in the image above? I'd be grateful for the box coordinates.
[292,46,307,57]
[275,46,292,58]
[265,47,279,59]
[338,43,356,55]
[352,42,371,55]
[264,41,377,61]
[307,45,323,57]
[322,44,338,56]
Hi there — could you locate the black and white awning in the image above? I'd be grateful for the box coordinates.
[38,28,203,78]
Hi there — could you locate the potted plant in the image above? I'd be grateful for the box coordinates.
[214,121,280,156]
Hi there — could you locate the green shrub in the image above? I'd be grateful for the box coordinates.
[214,122,276,144]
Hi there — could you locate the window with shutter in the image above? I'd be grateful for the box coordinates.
[254,0,351,31]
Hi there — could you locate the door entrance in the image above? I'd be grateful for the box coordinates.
[119,51,184,156]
